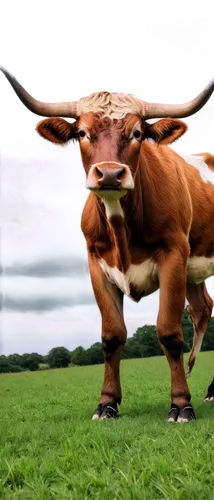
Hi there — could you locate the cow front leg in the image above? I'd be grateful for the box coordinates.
[156,246,196,423]
[88,254,127,419]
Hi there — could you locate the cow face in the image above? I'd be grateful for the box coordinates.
[77,113,144,201]
[36,114,187,204]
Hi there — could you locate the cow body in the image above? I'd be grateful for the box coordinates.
[1,66,213,422]
[79,140,214,422]
[82,147,214,301]
[12,115,214,422]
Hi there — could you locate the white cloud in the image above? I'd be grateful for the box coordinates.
[1,135,71,187]
[0,312,157,354]
[0,198,47,236]
[0,56,8,64]
[173,106,214,156]
[148,19,213,60]
[1,139,87,263]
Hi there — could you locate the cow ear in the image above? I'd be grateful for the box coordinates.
[36,118,77,145]
[144,119,187,145]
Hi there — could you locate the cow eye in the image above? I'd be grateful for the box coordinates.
[133,130,141,139]
[79,130,86,138]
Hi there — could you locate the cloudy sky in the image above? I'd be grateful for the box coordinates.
[0,87,214,354]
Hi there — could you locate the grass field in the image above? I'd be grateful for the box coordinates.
[0,352,214,500]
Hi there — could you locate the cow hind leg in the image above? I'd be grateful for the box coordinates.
[186,282,213,378]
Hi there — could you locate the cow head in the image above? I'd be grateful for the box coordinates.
[36,106,187,203]
[1,67,213,206]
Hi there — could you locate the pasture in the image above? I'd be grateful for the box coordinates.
[0,352,214,500]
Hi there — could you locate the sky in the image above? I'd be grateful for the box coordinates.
[0,89,214,355]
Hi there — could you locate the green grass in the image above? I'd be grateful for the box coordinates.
[0,352,214,500]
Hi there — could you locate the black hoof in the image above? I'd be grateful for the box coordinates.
[168,403,196,423]
[204,379,214,402]
[92,402,119,420]
[168,405,179,422]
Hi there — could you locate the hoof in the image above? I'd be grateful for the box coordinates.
[167,405,179,422]
[204,380,214,402]
[92,402,119,420]
[204,396,214,402]
[167,403,196,423]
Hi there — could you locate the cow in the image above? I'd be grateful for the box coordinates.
[1,66,214,422]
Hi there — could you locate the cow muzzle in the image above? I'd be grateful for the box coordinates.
[86,161,134,193]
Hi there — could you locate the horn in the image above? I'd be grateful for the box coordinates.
[0,66,78,118]
[141,79,214,119]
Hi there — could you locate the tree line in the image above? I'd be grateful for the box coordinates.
[0,310,213,373]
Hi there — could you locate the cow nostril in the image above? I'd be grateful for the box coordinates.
[95,167,104,179]
[117,168,125,180]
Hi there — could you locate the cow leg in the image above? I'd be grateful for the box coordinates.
[156,246,195,422]
[88,254,127,419]
[185,282,213,378]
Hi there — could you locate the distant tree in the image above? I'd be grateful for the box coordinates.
[8,364,23,373]
[122,337,140,359]
[201,316,214,352]
[47,347,70,368]
[1,309,212,373]
[19,353,39,371]
[134,325,163,357]
[19,353,29,369]
[27,357,39,371]
[42,354,49,365]
[0,355,23,373]
[182,308,194,352]
[0,355,10,373]
[30,352,44,363]
[122,325,163,359]
[86,342,103,365]
[7,354,22,366]
[70,346,88,366]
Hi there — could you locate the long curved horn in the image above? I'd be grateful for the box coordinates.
[1,66,213,120]
[142,79,214,119]
[0,66,78,118]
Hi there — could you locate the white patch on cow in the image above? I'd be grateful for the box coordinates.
[91,161,127,169]
[102,197,124,219]
[99,258,158,298]
[176,417,190,423]
[100,255,213,296]
[181,154,214,185]
[147,138,155,144]
[187,256,214,285]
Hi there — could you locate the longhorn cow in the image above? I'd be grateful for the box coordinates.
[1,67,213,422]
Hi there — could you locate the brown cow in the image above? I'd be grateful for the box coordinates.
[1,67,214,422]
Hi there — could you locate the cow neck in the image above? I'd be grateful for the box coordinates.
[104,174,144,272]
[107,214,131,273]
